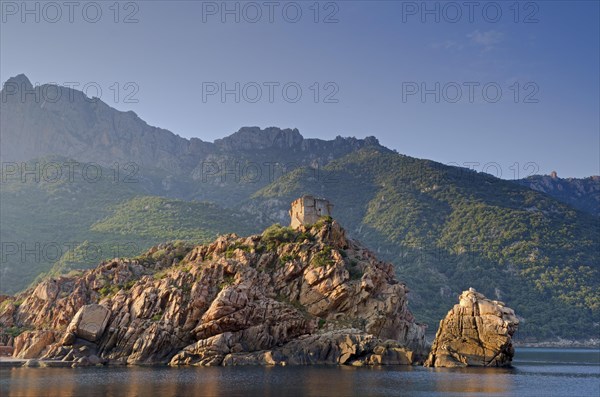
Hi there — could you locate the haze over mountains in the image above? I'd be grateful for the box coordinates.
[1,75,598,341]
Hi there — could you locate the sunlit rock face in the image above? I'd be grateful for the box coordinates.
[424,288,519,368]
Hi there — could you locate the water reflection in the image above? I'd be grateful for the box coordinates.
[1,350,598,397]
[427,367,514,395]
[3,366,403,397]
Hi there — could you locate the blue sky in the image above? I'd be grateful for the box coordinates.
[1,1,598,178]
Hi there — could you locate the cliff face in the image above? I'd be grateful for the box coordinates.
[0,220,426,366]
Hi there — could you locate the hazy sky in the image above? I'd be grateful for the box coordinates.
[1,1,598,178]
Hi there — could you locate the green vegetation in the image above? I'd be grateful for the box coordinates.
[151,312,163,322]
[262,224,297,242]
[92,196,257,241]
[296,231,314,242]
[225,242,251,258]
[98,284,121,298]
[280,253,298,264]
[261,224,298,251]
[347,261,363,280]
[313,215,333,229]
[151,249,168,261]
[0,162,264,294]
[3,326,26,337]
[218,275,235,290]
[123,280,136,290]
[253,147,600,339]
[153,270,169,280]
[311,247,334,267]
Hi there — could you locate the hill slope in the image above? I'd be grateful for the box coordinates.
[248,148,599,339]
[0,159,264,293]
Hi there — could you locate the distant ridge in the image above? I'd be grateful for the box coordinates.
[1,75,382,172]
[517,174,600,217]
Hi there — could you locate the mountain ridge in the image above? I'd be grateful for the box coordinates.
[1,75,382,169]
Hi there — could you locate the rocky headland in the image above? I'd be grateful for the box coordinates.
[0,218,427,367]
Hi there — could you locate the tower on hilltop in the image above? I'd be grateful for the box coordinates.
[289,195,333,229]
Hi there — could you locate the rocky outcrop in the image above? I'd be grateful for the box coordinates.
[0,220,426,366]
[13,331,56,359]
[0,295,16,328]
[172,329,414,366]
[214,127,304,151]
[424,288,518,368]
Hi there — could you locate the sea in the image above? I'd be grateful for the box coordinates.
[0,348,598,396]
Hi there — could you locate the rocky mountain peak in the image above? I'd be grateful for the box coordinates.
[2,74,34,103]
[3,73,33,91]
[517,174,600,216]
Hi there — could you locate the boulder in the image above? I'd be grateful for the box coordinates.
[424,288,519,367]
[88,354,103,365]
[171,329,373,366]
[66,304,111,342]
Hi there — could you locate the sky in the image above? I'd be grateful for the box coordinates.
[1,0,599,178]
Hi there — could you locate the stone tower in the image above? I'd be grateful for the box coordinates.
[289,195,333,229]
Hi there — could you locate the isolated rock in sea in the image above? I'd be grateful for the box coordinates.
[424,288,519,368]
[0,216,426,366]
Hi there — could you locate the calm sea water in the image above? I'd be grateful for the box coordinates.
[1,348,598,396]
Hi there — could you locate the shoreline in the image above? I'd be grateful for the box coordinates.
[513,339,600,349]
[3,343,599,370]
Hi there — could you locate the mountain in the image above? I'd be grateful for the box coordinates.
[0,220,427,366]
[1,74,598,341]
[1,74,382,205]
[516,173,600,217]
